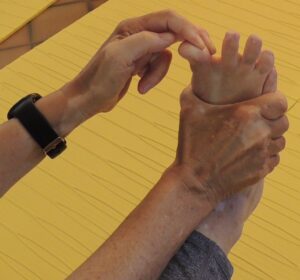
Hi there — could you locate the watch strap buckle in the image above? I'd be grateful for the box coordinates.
[44,137,66,158]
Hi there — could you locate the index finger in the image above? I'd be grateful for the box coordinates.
[115,10,214,52]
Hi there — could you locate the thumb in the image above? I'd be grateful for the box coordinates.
[246,91,288,120]
[116,31,176,64]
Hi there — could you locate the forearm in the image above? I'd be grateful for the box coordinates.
[68,167,213,280]
[0,82,88,196]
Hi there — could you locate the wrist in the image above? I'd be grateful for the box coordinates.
[69,72,114,116]
[171,160,224,206]
[36,82,90,137]
[162,164,214,221]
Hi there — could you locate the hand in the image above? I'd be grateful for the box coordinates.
[62,10,216,116]
[171,87,289,205]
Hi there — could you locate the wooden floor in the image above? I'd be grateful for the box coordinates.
[0,1,299,279]
[0,0,106,69]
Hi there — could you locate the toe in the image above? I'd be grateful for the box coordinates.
[255,50,275,75]
[242,35,262,66]
[221,32,240,68]
[178,41,210,64]
[263,68,277,94]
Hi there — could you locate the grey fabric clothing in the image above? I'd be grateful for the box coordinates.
[160,231,233,280]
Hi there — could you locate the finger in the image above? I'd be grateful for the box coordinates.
[134,54,152,76]
[140,10,206,49]
[138,50,172,94]
[198,27,216,54]
[118,77,132,101]
[268,115,289,138]
[115,31,175,64]
[261,92,288,120]
[117,10,207,50]
[247,91,287,120]
[268,137,286,155]
[263,68,277,94]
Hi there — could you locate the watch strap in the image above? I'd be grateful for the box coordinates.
[7,94,66,158]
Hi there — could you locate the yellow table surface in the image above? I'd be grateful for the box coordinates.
[0,0,55,43]
[0,0,299,279]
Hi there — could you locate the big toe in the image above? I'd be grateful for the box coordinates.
[242,34,262,67]
[179,41,210,64]
[255,50,275,75]
[179,41,211,79]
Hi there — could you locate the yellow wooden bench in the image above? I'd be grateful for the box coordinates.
[0,1,299,279]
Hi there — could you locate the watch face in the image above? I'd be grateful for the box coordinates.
[7,94,42,119]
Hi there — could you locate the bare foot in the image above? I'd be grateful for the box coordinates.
[179,32,276,254]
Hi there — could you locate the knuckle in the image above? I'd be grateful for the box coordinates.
[267,155,280,173]
[276,137,286,150]
[258,165,269,179]
[277,93,288,113]
[280,137,286,149]
[282,115,290,132]
[116,19,130,33]
[272,154,281,167]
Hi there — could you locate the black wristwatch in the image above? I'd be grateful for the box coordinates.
[7,93,67,159]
